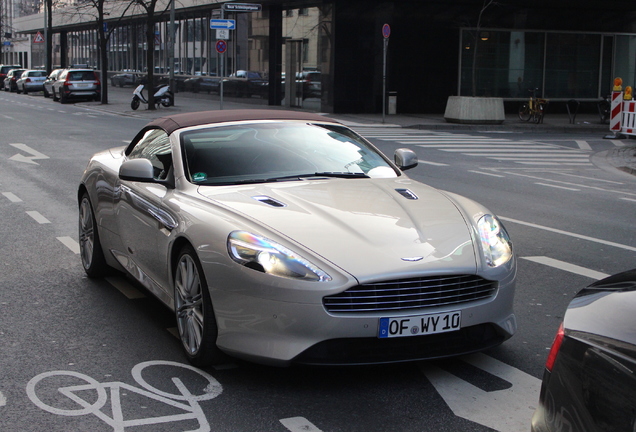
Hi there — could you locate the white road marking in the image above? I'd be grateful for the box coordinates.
[469,170,505,177]
[610,140,625,146]
[522,256,610,280]
[418,160,448,166]
[575,140,592,150]
[280,417,323,432]
[421,353,541,432]
[534,182,580,191]
[26,211,50,224]
[500,216,636,252]
[57,237,80,254]
[105,276,146,299]
[27,361,222,429]
[0,390,6,407]
[9,143,50,165]
[621,197,636,203]
[2,192,22,202]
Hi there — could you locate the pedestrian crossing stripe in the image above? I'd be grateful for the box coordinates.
[356,128,595,167]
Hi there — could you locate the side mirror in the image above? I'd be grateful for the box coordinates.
[394,148,418,171]
[119,158,155,182]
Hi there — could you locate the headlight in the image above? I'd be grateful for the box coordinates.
[477,214,512,267]
[227,231,332,282]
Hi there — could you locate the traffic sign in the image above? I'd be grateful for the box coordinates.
[33,31,44,43]
[223,3,261,12]
[210,19,236,30]
[216,29,229,40]
[382,24,391,39]
[216,40,228,54]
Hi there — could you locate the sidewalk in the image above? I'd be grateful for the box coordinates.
[83,86,636,176]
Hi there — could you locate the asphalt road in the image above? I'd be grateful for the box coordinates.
[0,91,634,432]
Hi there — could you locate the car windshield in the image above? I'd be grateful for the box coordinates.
[181,122,398,185]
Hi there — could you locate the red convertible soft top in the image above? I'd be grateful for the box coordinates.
[145,109,337,135]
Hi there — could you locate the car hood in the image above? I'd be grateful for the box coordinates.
[197,178,477,280]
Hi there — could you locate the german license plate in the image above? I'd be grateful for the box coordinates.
[378,311,461,338]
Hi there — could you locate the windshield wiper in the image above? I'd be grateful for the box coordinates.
[207,172,369,186]
[311,172,369,178]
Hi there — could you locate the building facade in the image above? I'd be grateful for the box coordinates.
[3,0,636,114]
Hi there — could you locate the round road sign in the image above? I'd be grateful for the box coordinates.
[216,40,227,54]
[382,24,391,38]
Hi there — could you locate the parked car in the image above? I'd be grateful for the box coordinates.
[0,64,21,90]
[16,70,48,94]
[183,76,221,94]
[297,71,321,99]
[43,69,64,98]
[223,70,268,98]
[52,68,101,103]
[531,268,636,432]
[3,68,26,92]
[78,110,516,367]
[110,70,140,87]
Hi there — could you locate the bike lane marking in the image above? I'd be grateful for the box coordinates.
[26,360,222,431]
[280,416,323,432]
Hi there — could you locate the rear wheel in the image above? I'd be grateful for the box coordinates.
[79,193,110,278]
[161,94,173,107]
[174,246,226,367]
[52,89,59,101]
[518,103,531,122]
[131,97,140,110]
[43,88,49,98]
[22,86,28,94]
[60,92,68,104]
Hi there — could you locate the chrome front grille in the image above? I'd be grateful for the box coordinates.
[323,275,497,313]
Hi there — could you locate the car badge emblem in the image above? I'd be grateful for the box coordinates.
[402,256,424,262]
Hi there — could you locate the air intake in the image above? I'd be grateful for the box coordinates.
[252,195,286,207]
[396,188,418,200]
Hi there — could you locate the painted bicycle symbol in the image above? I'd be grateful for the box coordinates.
[26,360,223,431]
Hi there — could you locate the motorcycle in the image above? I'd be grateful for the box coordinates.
[131,83,173,110]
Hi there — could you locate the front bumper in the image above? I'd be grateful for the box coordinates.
[211,276,516,366]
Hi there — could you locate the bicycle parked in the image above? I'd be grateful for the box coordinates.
[518,88,548,123]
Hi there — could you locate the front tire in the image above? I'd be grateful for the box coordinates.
[131,97,140,110]
[43,88,50,98]
[518,103,531,122]
[174,246,225,367]
[79,193,110,278]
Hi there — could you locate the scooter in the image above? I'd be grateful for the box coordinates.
[131,83,173,110]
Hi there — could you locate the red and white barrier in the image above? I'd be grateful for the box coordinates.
[608,86,636,137]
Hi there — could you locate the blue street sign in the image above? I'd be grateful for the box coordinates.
[210,19,236,30]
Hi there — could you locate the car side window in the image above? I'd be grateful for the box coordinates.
[128,129,173,181]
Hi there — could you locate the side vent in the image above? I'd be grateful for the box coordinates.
[252,195,287,207]
[395,188,418,200]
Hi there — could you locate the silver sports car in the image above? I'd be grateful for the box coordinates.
[78,110,516,367]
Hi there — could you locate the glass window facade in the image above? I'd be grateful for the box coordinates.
[460,29,613,101]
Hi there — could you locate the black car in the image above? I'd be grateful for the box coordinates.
[0,64,22,89]
[223,70,268,98]
[531,268,636,432]
[183,76,221,94]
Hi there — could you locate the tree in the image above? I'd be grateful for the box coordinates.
[58,0,135,104]
[133,0,161,109]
